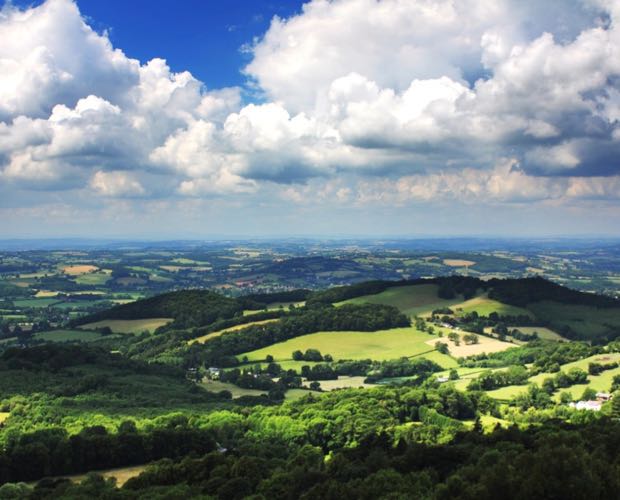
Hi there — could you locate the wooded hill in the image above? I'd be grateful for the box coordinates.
[75,276,620,341]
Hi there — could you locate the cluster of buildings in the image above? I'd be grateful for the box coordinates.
[569,392,612,411]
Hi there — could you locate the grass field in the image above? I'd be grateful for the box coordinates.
[337,284,468,317]
[510,326,566,341]
[0,412,9,424]
[455,294,534,318]
[34,290,60,298]
[189,319,280,345]
[240,326,455,368]
[13,298,61,308]
[32,465,147,487]
[243,301,306,316]
[284,388,320,400]
[81,318,172,334]
[201,380,267,398]
[484,353,620,401]
[425,333,515,358]
[75,272,111,285]
[526,301,620,338]
[33,329,104,342]
[62,265,99,275]
[443,259,476,267]
[302,376,372,391]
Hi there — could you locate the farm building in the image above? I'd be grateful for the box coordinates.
[570,400,602,411]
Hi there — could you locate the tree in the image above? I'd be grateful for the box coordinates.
[265,354,274,363]
[435,341,449,355]
[542,378,556,395]
[309,381,321,391]
[292,350,304,361]
[449,369,459,380]
[303,349,323,362]
[581,387,597,401]
[463,333,479,345]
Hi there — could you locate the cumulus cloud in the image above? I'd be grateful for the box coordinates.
[89,170,145,197]
[1,0,620,227]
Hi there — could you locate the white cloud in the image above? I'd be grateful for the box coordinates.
[0,0,619,231]
[89,170,145,197]
[0,0,139,120]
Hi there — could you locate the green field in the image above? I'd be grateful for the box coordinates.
[243,301,306,316]
[33,330,104,342]
[0,314,28,320]
[484,353,620,401]
[284,388,320,400]
[303,376,372,391]
[337,284,468,316]
[510,326,566,341]
[200,380,267,398]
[526,301,620,338]
[13,298,61,308]
[28,464,147,488]
[81,318,172,334]
[240,326,455,368]
[455,294,534,318]
[189,318,280,345]
[74,272,112,285]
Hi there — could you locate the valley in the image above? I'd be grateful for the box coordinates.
[1,241,620,498]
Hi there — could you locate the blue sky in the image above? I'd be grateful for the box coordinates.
[0,0,619,238]
[11,0,305,88]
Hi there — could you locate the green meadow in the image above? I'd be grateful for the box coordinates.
[190,318,281,345]
[240,326,455,368]
[81,318,172,334]
[33,330,104,343]
[337,284,467,316]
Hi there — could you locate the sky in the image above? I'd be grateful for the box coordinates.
[0,0,619,238]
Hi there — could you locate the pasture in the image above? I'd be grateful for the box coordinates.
[302,376,372,391]
[75,271,111,286]
[189,318,280,345]
[31,465,147,488]
[62,265,99,276]
[337,284,468,317]
[526,301,620,339]
[443,259,476,267]
[13,298,61,308]
[240,326,455,368]
[425,333,515,358]
[510,326,566,341]
[33,330,103,343]
[201,380,267,398]
[455,294,534,318]
[484,353,620,401]
[81,318,172,334]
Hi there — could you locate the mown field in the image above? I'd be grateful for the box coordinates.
[455,294,534,317]
[33,330,104,343]
[240,326,456,368]
[189,318,280,345]
[510,326,566,341]
[425,331,516,358]
[200,380,267,398]
[337,284,467,316]
[81,318,172,334]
